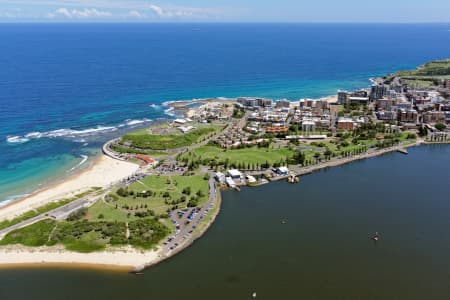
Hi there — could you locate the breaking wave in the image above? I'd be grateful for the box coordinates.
[164,107,176,117]
[68,155,89,172]
[6,118,152,144]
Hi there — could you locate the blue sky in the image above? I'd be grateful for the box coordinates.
[1,0,450,22]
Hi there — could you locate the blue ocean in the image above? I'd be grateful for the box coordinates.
[1,23,450,203]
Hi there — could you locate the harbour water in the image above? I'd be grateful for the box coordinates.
[1,145,450,299]
[2,23,450,203]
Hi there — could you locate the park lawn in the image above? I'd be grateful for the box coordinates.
[87,201,133,222]
[111,144,173,158]
[181,145,295,166]
[121,125,221,150]
[89,175,209,218]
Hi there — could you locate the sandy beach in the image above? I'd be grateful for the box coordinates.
[0,245,160,271]
[0,155,139,222]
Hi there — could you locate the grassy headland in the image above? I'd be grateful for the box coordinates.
[119,126,220,150]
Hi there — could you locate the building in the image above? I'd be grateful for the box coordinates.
[348,97,369,105]
[375,98,396,111]
[266,126,289,134]
[351,90,369,98]
[178,126,195,133]
[337,91,348,105]
[301,120,316,132]
[370,84,387,101]
[237,97,258,107]
[214,172,226,184]
[257,98,273,107]
[397,109,418,123]
[427,131,449,142]
[337,117,355,130]
[445,111,450,124]
[275,99,291,109]
[376,111,397,121]
[423,111,446,124]
[135,154,155,166]
[227,169,243,180]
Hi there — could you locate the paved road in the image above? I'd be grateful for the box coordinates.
[0,196,98,239]
[162,178,217,253]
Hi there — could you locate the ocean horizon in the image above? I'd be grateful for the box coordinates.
[1,23,450,203]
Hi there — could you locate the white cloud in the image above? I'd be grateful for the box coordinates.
[147,4,220,19]
[48,7,112,19]
[127,10,144,18]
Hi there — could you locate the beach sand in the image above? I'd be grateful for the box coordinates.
[0,245,160,271]
[0,155,139,222]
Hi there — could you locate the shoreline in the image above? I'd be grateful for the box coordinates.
[0,142,440,272]
[0,245,159,272]
[292,141,423,177]
[0,184,224,273]
[0,154,96,208]
[0,155,140,222]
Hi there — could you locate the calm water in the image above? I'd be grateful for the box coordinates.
[2,23,450,202]
[1,145,450,300]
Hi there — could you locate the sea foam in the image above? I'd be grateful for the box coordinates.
[6,118,152,144]
[68,155,89,172]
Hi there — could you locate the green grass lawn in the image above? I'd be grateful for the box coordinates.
[88,174,209,221]
[180,145,295,167]
[120,125,221,150]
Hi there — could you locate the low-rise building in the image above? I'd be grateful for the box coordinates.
[266,126,289,134]
[337,117,355,130]
[227,169,243,180]
[376,98,396,111]
[348,97,369,105]
[423,111,446,124]
[301,120,316,132]
[398,109,418,123]
[214,172,226,184]
[376,111,397,121]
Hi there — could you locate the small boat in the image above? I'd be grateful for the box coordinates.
[251,292,257,298]
[371,232,380,241]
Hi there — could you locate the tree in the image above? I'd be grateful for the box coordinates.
[116,187,128,197]
[292,150,306,166]
[435,123,446,131]
[182,187,191,195]
[324,149,333,160]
